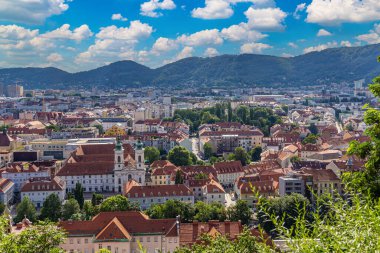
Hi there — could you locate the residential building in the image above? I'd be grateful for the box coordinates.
[20,176,66,208]
[279,174,305,196]
[59,211,180,253]
[0,178,14,205]
[125,181,194,210]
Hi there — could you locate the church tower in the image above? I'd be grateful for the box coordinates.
[135,139,145,171]
[114,136,124,171]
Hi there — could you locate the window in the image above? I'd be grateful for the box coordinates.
[85,239,88,244]
[69,239,73,244]
[154,236,158,242]
[147,237,150,242]
[98,244,102,249]
[77,239,81,244]
[107,246,111,251]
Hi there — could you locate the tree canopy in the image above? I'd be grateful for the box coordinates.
[15,196,37,223]
[168,146,193,166]
[39,194,62,222]
[99,195,139,212]
[144,146,160,164]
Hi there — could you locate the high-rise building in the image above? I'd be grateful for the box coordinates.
[6,85,24,97]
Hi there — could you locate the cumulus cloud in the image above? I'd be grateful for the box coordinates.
[0,0,69,24]
[306,0,380,25]
[46,53,63,62]
[192,0,233,19]
[177,29,223,46]
[176,46,194,60]
[221,23,267,42]
[317,29,332,37]
[96,21,153,41]
[244,7,287,30]
[356,24,380,44]
[112,13,128,21]
[76,21,154,65]
[204,47,219,57]
[240,42,272,53]
[140,0,176,17]
[151,37,178,54]
[288,42,298,48]
[303,41,338,53]
[42,24,93,42]
[293,3,306,19]
[0,25,38,39]
[192,0,276,19]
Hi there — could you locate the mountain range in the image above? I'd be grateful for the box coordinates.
[1,43,380,89]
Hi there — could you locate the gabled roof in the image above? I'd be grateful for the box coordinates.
[59,211,177,238]
[95,217,132,241]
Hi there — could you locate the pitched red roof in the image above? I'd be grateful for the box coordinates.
[21,176,65,192]
[214,161,243,174]
[59,211,177,238]
[179,221,242,246]
[125,182,192,198]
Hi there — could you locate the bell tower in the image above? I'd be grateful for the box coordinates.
[135,139,145,171]
[114,136,124,171]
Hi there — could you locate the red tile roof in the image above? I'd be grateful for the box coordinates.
[59,211,177,238]
[179,221,242,246]
[21,176,65,192]
[125,181,192,198]
[214,161,244,174]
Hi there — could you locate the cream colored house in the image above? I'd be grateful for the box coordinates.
[59,211,180,253]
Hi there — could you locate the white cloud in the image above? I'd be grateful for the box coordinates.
[288,42,298,48]
[151,37,178,54]
[204,47,219,57]
[177,29,223,46]
[42,24,93,42]
[221,23,267,42]
[76,21,154,65]
[306,0,380,25]
[0,25,38,39]
[317,29,332,37]
[96,21,153,41]
[176,46,194,60]
[0,0,69,24]
[140,0,176,17]
[340,41,353,47]
[356,24,380,44]
[281,53,293,57]
[244,7,287,30]
[240,42,272,53]
[192,0,275,19]
[112,13,128,21]
[293,3,306,19]
[47,53,63,62]
[192,0,233,19]
[303,41,338,53]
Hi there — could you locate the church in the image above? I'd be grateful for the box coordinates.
[57,138,147,194]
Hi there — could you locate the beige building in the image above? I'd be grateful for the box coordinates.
[59,211,180,253]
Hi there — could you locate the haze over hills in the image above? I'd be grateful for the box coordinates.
[1,43,380,89]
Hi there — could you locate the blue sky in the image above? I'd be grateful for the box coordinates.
[1,0,380,72]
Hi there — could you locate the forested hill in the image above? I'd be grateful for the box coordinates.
[1,43,380,89]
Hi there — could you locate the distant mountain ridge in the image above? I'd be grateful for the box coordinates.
[1,44,380,89]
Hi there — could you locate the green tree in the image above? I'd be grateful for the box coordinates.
[0,217,66,253]
[83,200,99,220]
[39,194,62,222]
[91,193,104,206]
[94,124,104,135]
[308,123,319,135]
[144,146,160,164]
[173,227,265,253]
[15,196,37,223]
[249,146,262,162]
[146,199,194,222]
[168,146,192,166]
[174,170,184,184]
[233,147,250,166]
[203,143,212,160]
[190,152,198,164]
[73,183,84,209]
[227,200,252,225]
[257,193,311,237]
[99,195,139,212]
[62,198,81,220]
[0,203,5,215]
[236,105,249,124]
[345,69,380,198]
[302,134,319,145]
[193,201,226,222]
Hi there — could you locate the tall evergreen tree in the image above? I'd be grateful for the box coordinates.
[73,182,84,209]
[39,193,62,221]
